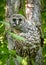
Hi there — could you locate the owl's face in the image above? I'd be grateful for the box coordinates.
[13,17,22,26]
[10,14,25,29]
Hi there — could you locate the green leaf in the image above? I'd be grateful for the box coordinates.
[8,31,26,42]
[9,50,16,56]
[16,55,23,63]
[31,60,37,65]
[9,56,15,65]
[0,21,10,27]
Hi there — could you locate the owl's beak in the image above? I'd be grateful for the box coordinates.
[17,20,19,25]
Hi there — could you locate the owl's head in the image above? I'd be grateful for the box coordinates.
[10,14,26,28]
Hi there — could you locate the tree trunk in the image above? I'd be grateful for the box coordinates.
[5,0,43,65]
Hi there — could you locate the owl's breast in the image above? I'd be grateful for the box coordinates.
[10,34,40,58]
[15,39,40,57]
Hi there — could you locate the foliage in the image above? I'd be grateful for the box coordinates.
[41,1,46,64]
[0,0,46,65]
[0,0,6,20]
[41,0,46,38]
[19,0,26,16]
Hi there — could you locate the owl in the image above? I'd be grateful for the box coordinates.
[6,14,43,65]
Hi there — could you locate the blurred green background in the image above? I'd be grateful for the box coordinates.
[0,0,46,65]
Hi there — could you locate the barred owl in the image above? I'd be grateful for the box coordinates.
[6,14,43,65]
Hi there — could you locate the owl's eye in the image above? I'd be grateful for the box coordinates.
[19,19,22,21]
[13,19,17,26]
[13,19,17,24]
[13,19,16,22]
